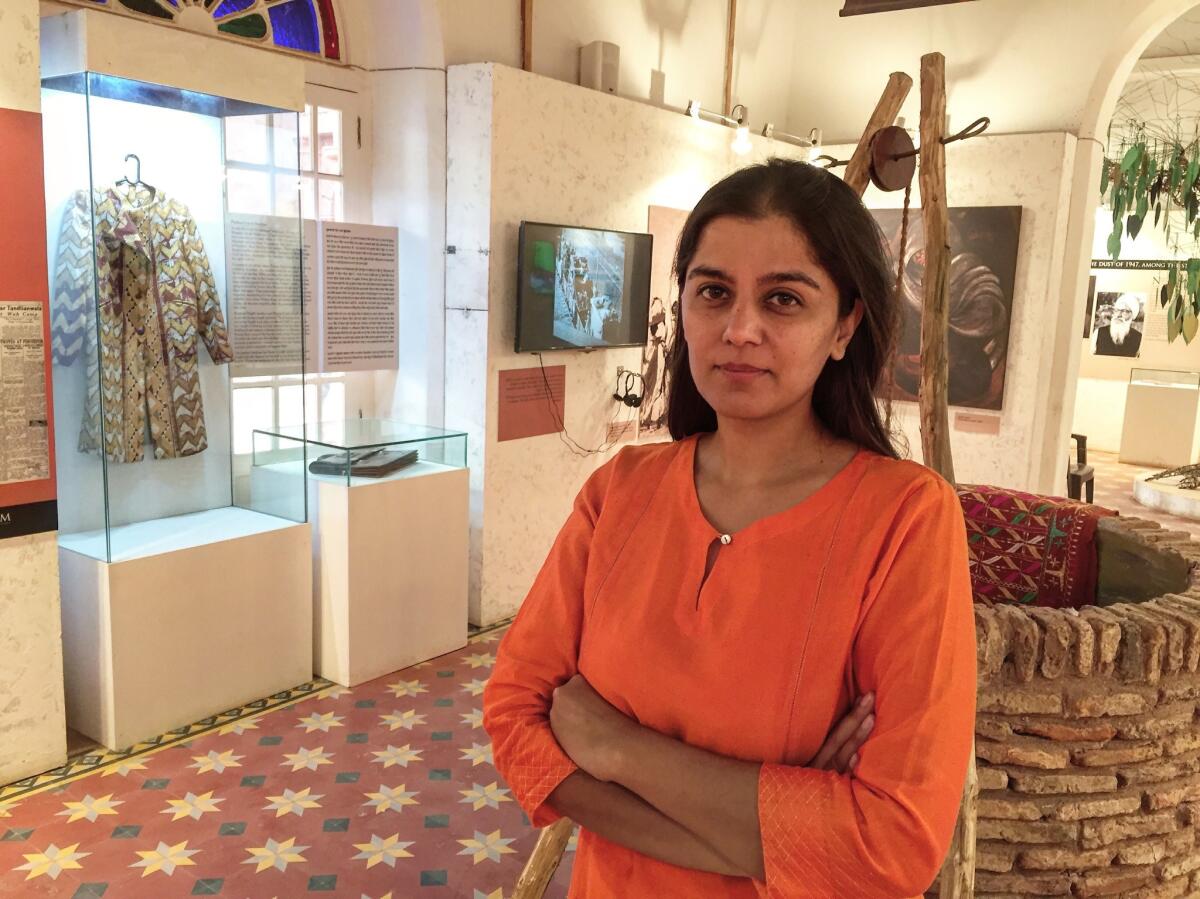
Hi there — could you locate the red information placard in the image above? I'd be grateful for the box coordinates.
[498,365,565,442]
[0,107,57,537]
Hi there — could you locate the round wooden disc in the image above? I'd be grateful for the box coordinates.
[869,125,917,192]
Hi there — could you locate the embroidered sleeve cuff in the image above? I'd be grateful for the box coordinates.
[497,726,579,827]
[756,763,944,899]
[755,763,844,897]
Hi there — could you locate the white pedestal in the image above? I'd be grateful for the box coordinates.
[1134,473,1200,520]
[58,508,313,750]
[1119,381,1200,468]
[288,461,469,687]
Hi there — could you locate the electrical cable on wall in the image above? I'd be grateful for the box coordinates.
[533,352,641,457]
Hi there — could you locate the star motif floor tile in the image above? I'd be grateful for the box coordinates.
[0,630,572,896]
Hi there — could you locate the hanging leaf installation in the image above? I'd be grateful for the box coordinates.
[1100,132,1200,344]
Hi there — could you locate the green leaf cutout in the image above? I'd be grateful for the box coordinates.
[1128,214,1144,241]
[1184,305,1199,343]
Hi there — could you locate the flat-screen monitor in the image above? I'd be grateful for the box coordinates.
[515,221,653,352]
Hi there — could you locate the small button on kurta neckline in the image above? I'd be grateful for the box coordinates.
[720,534,732,545]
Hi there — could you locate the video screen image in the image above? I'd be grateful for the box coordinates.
[517,223,650,352]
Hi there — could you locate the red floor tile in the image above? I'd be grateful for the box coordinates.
[0,634,572,898]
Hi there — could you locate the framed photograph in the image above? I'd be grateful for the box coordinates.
[1091,291,1144,357]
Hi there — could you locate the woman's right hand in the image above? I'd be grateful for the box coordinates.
[809,693,875,775]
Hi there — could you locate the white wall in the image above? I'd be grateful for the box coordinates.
[438,0,801,131]
[435,1,1200,141]
[1,2,40,112]
[364,1,448,428]
[447,63,809,625]
[0,0,67,787]
[780,0,1191,142]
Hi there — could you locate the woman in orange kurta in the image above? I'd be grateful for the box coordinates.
[484,159,977,898]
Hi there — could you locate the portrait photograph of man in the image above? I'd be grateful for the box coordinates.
[1091,291,1145,358]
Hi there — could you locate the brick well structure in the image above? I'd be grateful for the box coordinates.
[966,517,1200,898]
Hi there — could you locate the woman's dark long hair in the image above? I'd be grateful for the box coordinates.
[665,157,901,459]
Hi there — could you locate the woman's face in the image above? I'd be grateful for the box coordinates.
[682,214,862,425]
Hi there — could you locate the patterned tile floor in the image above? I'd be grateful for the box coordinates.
[0,631,573,898]
[1090,450,1200,538]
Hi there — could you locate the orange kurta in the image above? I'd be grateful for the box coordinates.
[484,436,977,898]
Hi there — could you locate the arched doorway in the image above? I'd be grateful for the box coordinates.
[1047,0,1200,496]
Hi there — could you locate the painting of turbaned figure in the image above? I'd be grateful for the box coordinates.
[871,205,1022,410]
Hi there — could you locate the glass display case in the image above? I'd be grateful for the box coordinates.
[42,66,315,751]
[1120,368,1200,468]
[253,419,468,488]
[1128,368,1200,390]
[250,419,470,687]
[41,72,307,563]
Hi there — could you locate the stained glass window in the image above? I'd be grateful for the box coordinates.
[266,0,320,54]
[62,0,342,62]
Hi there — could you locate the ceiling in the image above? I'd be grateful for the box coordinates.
[1143,6,1200,59]
[1108,5,1200,145]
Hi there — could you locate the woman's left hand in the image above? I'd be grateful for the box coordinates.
[550,674,639,783]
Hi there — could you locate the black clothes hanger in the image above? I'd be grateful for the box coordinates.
[115,153,156,200]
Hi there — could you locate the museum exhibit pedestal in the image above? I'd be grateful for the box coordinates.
[1119,368,1200,468]
[58,509,313,750]
[252,421,470,688]
[1134,473,1200,520]
[310,463,469,686]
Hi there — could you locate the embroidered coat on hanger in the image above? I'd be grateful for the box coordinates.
[52,185,233,463]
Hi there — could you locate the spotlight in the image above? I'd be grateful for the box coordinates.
[732,125,752,155]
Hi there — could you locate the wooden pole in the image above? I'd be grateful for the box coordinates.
[937,743,978,897]
[844,72,913,196]
[723,0,737,116]
[521,0,533,72]
[513,818,573,899]
[917,52,955,485]
[918,48,971,899]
